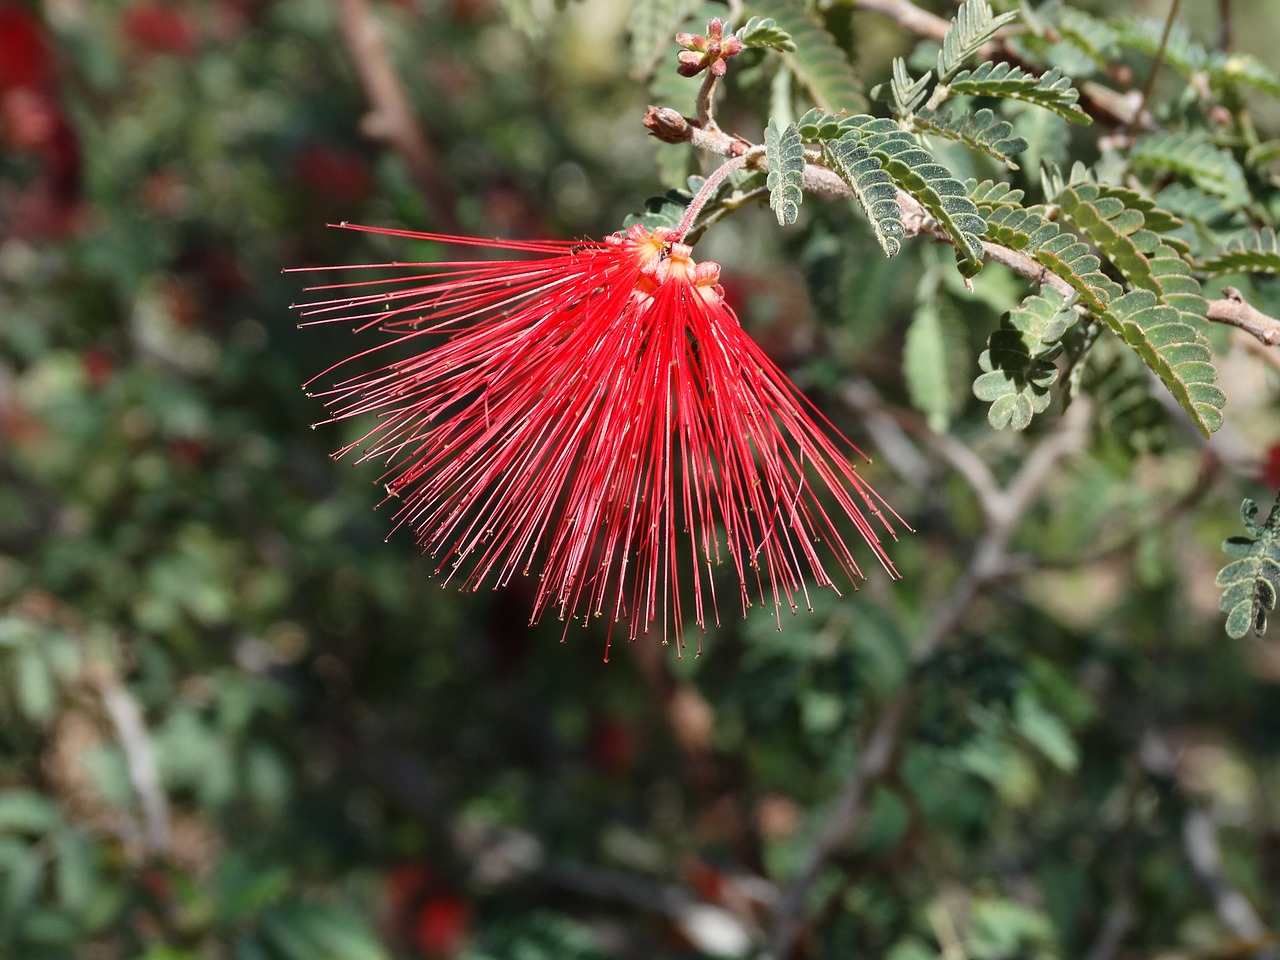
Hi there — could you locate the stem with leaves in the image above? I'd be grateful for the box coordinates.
[642,108,1280,350]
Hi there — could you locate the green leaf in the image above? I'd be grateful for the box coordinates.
[1129,131,1250,209]
[1197,228,1280,276]
[981,204,1121,312]
[1055,182,1164,292]
[1210,51,1280,100]
[746,0,865,113]
[795,107,856,143]
[1098,290,1224,437]
[936,0,1019,83]
[880,56,930,117]
[736,16,795,52]
[967,178,1024,209]
[1014,693,1078,772]
[1247,139,1280,169]
[913,107,1027,168]
[1057,182,1206,312]
[0,792,61,835]
[53,829,96,914]
[904,298,971,433]
[622,187,693,232]
[1090,184,1186,236]
[1216,493,1280,639]
[14,648,56,725]
[628,0,700,80]
[973,288,1076,431]
[260,900,389,960]
[1054,181,1220,433]
[1156,182,1239,255]
[949,62,1091,124]
[824,134,904,256]
[1051,6,1118,72]
[863,129,988,275]
[0,842,44,936]
[765,119,805,226]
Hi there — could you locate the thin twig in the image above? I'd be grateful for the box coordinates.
[1132,0,1181,133]
[335,0,460,232]
[768,400,1092,958]
[89,667,171,859]
[1183,811,1273,947]
[854,0,951,44]
[841,379,1001,522]
[1140,731,1277,956]
[1083,900,1134,960]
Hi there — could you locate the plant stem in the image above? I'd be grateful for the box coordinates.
[672,153,756,241]
[1133,0,1181,131]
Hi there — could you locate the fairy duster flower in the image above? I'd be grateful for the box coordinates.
[295,223,901,656]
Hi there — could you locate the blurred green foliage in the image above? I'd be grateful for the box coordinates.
[1,0,1280,958]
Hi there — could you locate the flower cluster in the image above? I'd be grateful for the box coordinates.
[296,224,901,656]
[675,17,743,78]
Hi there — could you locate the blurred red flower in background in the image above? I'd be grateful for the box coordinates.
[1260,441,1280,490]
[123,2,198,56]
[413,895,469,958]
[295,224,901,654]
[0,2,84,237]
[0,4,53,93]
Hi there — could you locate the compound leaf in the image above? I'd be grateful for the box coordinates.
[936,0,1019,83]
[967,179,1024,209]
[1098,290,1224,437]
[904,298,971,433]
[1130,131,1250,209]
[747,0,865,113]
[796,107,853,142]
[1113,16,1206,75]
[881,56,930,117]
[864,129,987,275]
[737,16,796,52]
[824,133,904,256]
[1210,51,1280,100]
[913,107,1027,168]
[765,119,805,226]
[973,288,1076,430]
[628,0,699,80]
[1217,493,1280,639]
[980,204,1120,312]
[949,62,1091,124]
[1197,228,1280,276]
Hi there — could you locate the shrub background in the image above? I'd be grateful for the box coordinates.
[2,0,1280,957]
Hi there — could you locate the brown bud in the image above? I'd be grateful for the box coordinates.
[644,105,691,143]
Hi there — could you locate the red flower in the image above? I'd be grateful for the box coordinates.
[295,225,901,655]
[1261,442,1280,490]
[0,5,54,95]
[413,895,469,957]
[123,3,197,57]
